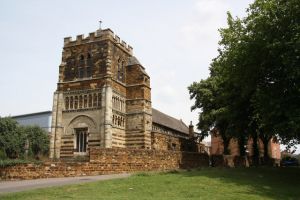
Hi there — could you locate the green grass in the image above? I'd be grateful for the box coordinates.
[1,167,300,200]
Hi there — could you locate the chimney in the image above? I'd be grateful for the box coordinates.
[189,121,194,138]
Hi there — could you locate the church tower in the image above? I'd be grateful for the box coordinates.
[50,28,152,159]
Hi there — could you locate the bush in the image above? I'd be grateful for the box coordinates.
[0,159,43,168]
[0,117,26,159]
[211,155,225,167]
[0,159,29,168]
[0,149,7,160]
[0,117,50,160]
[24,126,49,159]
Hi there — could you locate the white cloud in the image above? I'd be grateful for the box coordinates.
[179,0,229,49]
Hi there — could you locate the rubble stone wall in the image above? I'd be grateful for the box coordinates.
[0,148,209,180]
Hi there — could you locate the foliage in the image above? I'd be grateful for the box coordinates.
[0,117,49,160]
[23,126,49,159]
[0,117,26,159]
[189,0,300,159]
[0,159,43,168]
[0,159,30,168]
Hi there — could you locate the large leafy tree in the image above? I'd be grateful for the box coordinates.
[189,0,300,159]
[24,126,49,159]
[0,117,49,159]
[0,117,26,159]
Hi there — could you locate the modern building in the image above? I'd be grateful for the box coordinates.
[50,27,201,159]
[12,111,52,133]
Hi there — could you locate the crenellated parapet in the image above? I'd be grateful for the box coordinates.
[63,28,133,55]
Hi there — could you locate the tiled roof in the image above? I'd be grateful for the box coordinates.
[152,108,189,135]
[127,56,149,77]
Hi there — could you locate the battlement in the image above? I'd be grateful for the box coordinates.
[63,28,133,55]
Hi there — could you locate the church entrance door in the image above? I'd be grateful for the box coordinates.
[75,128,88,153]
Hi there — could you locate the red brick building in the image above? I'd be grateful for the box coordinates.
[211,133,281,160]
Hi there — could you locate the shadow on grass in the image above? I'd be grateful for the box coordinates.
[179,167,300,200]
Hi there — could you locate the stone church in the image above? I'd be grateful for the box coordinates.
[50,27,198,159]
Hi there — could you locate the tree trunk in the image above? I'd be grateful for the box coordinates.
[262,137,270,165]
[252,133,259,166]
[238,136,246,157]
[222,136,230,155]
[259,134,271,165]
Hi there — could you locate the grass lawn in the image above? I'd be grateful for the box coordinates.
[1,167,300,200]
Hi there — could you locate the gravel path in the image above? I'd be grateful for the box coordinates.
[0,173,131,194]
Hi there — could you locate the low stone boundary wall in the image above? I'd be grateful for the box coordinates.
[0,148,209,180]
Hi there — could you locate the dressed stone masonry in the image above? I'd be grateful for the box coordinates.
[50,28,199,159]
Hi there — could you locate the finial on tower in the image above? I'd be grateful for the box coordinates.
[99,20,102,30]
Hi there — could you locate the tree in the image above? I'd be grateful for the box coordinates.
[24,126,49,159]
[0,117,26,159]
[0,117,49,160]
[189,0,300,161]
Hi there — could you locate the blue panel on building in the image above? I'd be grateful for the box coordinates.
[12,111,52,133]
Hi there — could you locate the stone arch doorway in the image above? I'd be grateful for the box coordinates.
[67,115,97,155]
[75,128,88,154]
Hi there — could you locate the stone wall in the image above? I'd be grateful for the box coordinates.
[0,148,209,180]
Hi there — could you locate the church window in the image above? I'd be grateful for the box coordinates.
[86,67,92,77]
[65,97,69,110]
[79,55,85,69]
[118,116,121,126]
[74,96,78,109]
[78,67,84,78]
[93,93,98,107]
[88,94,92,107]
[97,93,101,107]
[87,53,92,64]
[121,61,125,82]
[117,59,125,82]
[75,128,87,152]
[86,53,93,77]
[70,96,74,109]
[83,95,88,108]
[79,95,83,109]
[112,97,115,108]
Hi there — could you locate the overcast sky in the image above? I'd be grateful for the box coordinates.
[0,0,254,120]
[1,0,299,153]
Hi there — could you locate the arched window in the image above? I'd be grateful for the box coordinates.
[78,55,85,78]
[74,96,78,109]
[118,116,121,126]
[88,94,92,108]
[86,53,93,77]
[87,53,91,59]
[78,67,84,78]
[93,93,97,107]
[86,67,92,77]
[97,93,101,107]
[79,55,85,67]
[117,59,122,81]
[83,95,88,108]
[112,97,115,108]
[65,97,69,110]
[120,61,125,82]
[79,95,83,109]
[70,96,74,109]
